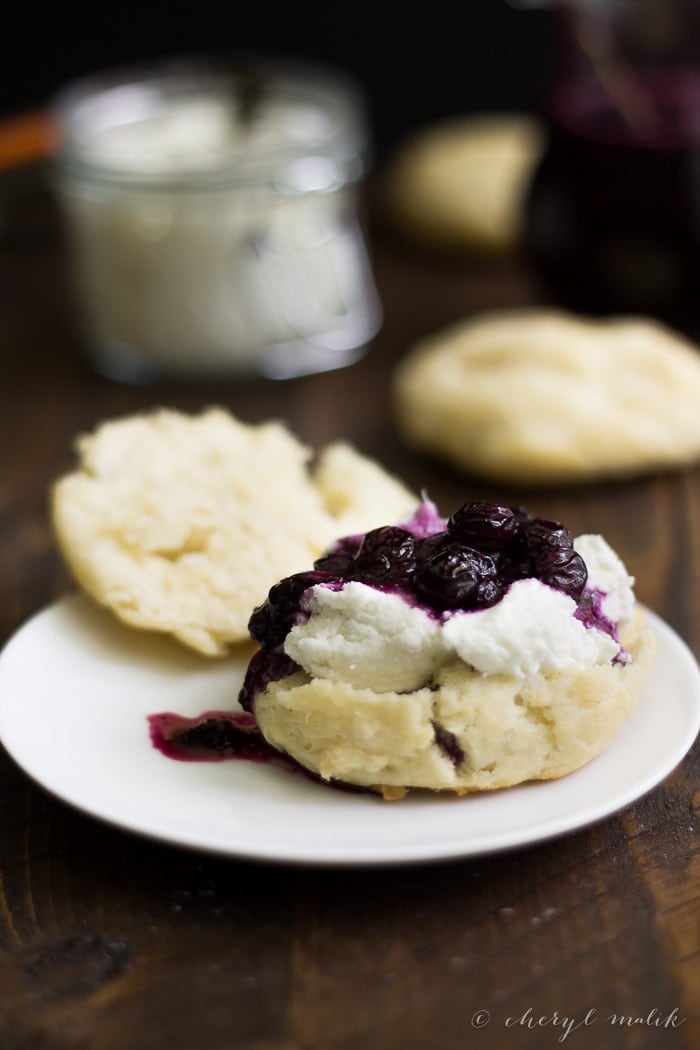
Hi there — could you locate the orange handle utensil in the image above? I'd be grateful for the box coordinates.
[0,110,57,171]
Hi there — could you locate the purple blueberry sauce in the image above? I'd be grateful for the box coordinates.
[147,709,270,762]
[239,497,600,712]
[575,587,630,665]
[401,494,447,538]
[147,707,370,792]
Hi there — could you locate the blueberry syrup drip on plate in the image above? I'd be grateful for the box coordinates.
[147,708,369,792]
[148,709,278,763]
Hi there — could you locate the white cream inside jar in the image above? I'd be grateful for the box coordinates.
[50,57,382,381]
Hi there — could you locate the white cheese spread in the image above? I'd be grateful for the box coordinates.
[283,533,634,690]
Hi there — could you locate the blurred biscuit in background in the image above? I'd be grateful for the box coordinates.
[393,308,700,485]
[381,114,543,256]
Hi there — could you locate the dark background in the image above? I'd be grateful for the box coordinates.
[1,1,556,155]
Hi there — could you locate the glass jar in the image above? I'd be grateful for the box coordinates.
[522,0,700,334]
[49,55,382,381]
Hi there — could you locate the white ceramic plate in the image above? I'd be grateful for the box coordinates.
[0,594,698,866]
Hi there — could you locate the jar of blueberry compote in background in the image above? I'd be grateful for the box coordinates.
[521,0,700,336]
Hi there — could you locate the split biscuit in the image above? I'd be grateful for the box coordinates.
[51,407,418,655]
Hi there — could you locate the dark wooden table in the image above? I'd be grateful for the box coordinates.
[0,170,698,1050]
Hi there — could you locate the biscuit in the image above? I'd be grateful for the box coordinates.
[384,114,543,255]
[51,407,418,655]
[254,613,654,798]
[393,309,700,485]
[242,497,656,798]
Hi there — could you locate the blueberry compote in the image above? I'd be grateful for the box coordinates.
[239,498,593,713]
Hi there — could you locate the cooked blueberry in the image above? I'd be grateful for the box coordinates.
[448,500,520,552]
[177,718,241,752]
[415,543,497,610]
[536,548,588,600]
[414,533,448,564]
[239,648,298,712]
[314,535,362,575]
[352,526,417,584]
[498,552,533,585]
[431,720,465,767]
[249,570,334,648]
[522,518,574,553]
[473,576,504,608]
[313,549,357,575]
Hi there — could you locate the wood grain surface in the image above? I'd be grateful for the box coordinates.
[0,182,697,1050]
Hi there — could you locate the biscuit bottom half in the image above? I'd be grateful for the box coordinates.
[253,613,656,800]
